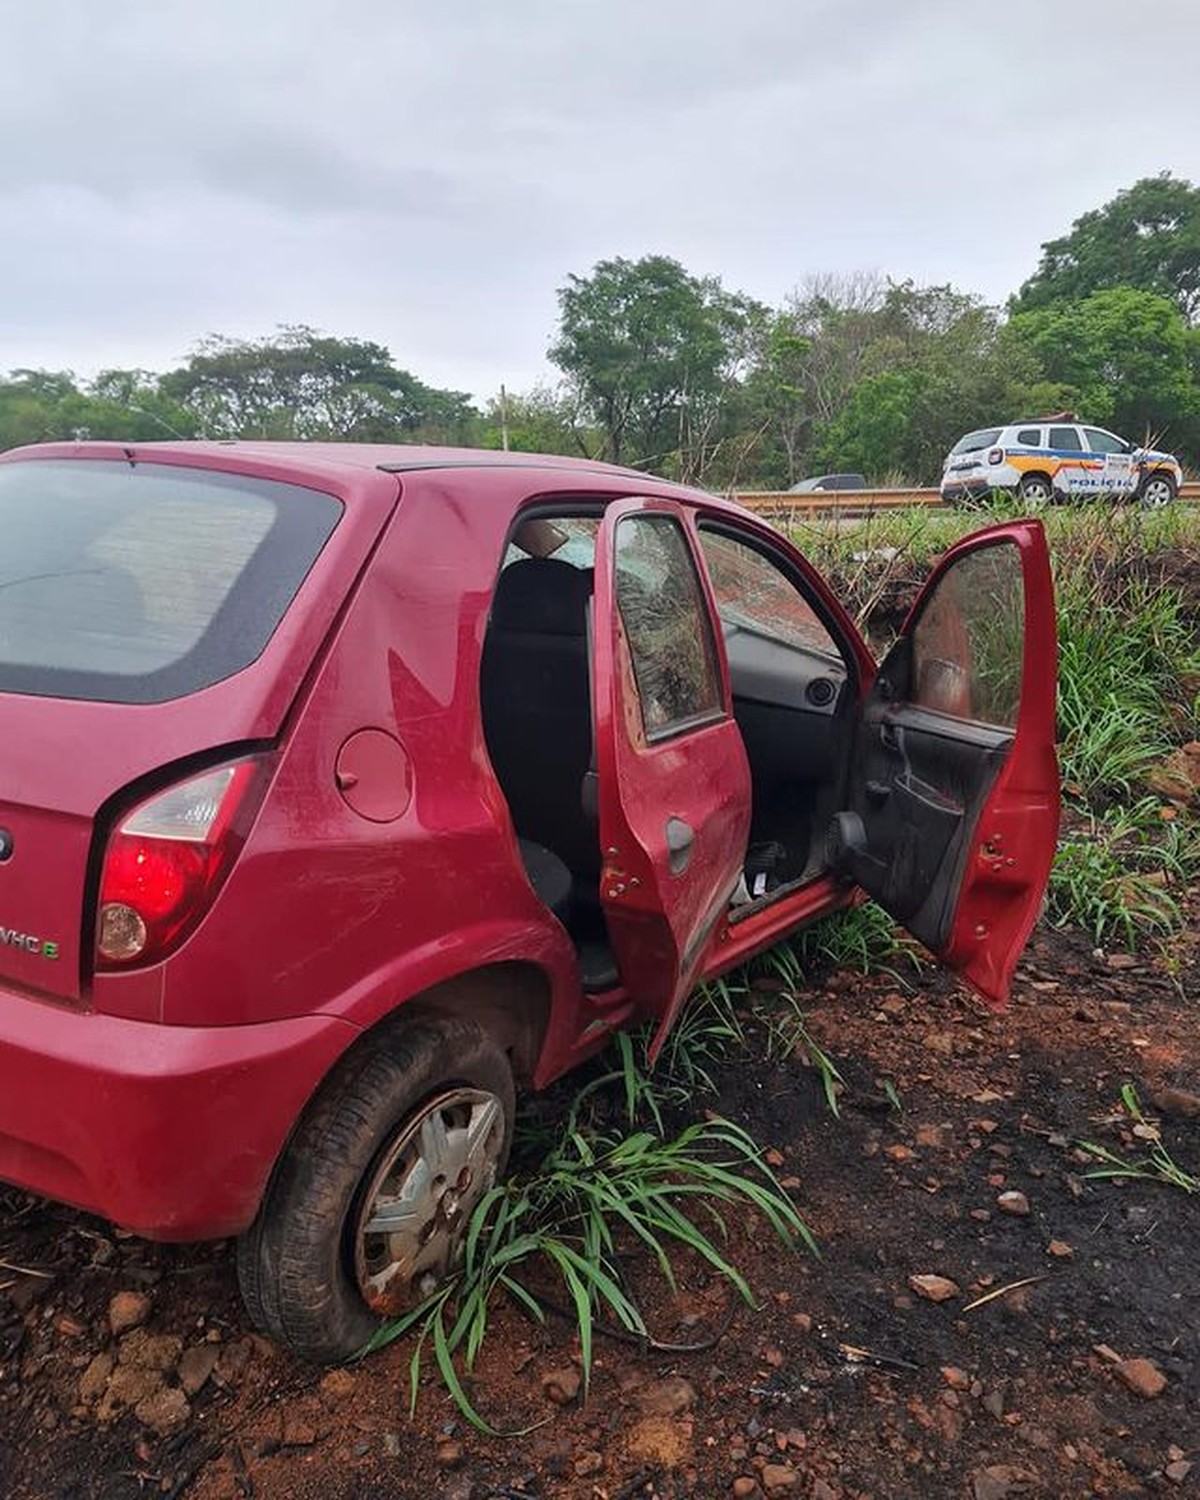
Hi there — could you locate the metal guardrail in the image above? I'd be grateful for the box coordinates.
[731,483,1200,516]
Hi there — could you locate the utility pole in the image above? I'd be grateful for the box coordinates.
[499,384,510,452]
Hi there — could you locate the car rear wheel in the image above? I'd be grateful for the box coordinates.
[1017,474,1053,508]
[1139,472,1177,508]
[237,1014,515,1363]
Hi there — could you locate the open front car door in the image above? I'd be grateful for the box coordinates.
[592,498,752,1058]
[830,521,1059,1009]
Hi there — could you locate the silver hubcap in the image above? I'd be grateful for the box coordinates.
[1022,481,1050,507]
[354,1087,505,1315]
[1141,478,1173,508]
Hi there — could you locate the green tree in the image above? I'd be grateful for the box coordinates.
[820,369,929,478]
[0,368,199,448]
[756,280,1048,482]
[86,368,198,439]
[0,370,77,449]
[477,384,599,458]
[549,255,762,475]
[1013,174,1200,323]
[738,315,817,487]
[1007,287,1199,440]
[771,273,887,452]
[161,325,477,442]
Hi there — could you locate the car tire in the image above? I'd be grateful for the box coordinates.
[1017,474,1054,508]
[1138,472,1177,508]
[237,1014,515,1364]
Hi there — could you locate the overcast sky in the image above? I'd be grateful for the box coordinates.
[4,0,1199,400]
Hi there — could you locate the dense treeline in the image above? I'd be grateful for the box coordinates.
[5,174,1200,487]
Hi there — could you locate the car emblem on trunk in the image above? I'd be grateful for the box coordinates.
[0,829,12,862]
[0,927,58,959]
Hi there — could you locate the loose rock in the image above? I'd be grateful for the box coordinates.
[1115,1357,1167,1399]
[133,1386,190,1436]
[178,1343,220,1397]
[108,1291,152,1338]
[435,1438,465,1470]
[118,1329,183,1373]
[996,1191,1030,1216]
[760,1463,798,1494]
[99,1364,165,1421]
[909,1274,960,1303]
[79,1351,115,1403]
[318,1369,357,1404]
[636,1375,697,1417]
[1154,1087,1200,1120]
[542,1366,581,1405]
[973,1467,1023,1500]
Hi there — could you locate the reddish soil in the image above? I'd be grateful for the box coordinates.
[1,907,1197,1500]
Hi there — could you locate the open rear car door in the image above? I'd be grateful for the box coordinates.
[830,520,1060,1008]
[591,498,752,1058]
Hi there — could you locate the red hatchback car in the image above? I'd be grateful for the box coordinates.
[0,442,1059,1360]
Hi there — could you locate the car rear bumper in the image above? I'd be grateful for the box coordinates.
[0,989,358,1241]
[940,479,997,502]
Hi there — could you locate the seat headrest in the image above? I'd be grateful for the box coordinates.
[490,558,593,636]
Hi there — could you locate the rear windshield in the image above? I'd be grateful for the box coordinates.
[0,460,341,703]
[950,429,1002,455]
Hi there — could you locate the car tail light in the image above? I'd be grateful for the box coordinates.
[987,447,1004,465]
[96,757,269,969]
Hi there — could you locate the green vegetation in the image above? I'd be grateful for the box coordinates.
[0,327,476,452]
[1047,804,1190,949]
[367,1000,814,1430]
[792,504,1200,952]
[548,255,759,474]
[1007,286,1199,440]
[364,923,900,1425]
[8,173,1200,486]
[1012,173,1200,324]
[785,901,922,980]
[1056,559,1197,802]
[1078,1085,1199,1195]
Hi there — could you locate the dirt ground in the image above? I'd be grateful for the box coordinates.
[0,899,1196,1500]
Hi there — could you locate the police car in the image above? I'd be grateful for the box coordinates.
[940,415,1182,507]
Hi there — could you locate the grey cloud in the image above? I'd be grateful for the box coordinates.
[2,0,1199,396]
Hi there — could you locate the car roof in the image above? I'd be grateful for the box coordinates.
[5,439,679,488]
[0,441,760,531]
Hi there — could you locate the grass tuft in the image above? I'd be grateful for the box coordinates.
[785,903,924,979]
[367,1038,813,1429]
[1077,1085,1198,1195]
[1048,801,1191,949]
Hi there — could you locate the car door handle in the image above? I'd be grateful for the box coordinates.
[880,721,902,754]
[665,817,694,875]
